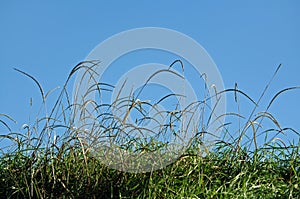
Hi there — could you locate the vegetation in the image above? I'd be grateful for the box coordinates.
[0,61,299,198]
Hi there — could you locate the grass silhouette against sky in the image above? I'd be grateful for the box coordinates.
[1,1,299,146]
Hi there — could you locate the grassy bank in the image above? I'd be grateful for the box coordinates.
[0,62,299,198]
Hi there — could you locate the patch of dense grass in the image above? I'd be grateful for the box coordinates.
[0,139,298,198]
[0,62,299,198]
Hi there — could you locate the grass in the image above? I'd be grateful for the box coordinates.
[0,61,299,198]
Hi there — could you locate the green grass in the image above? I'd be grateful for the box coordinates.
[0,61,299,198]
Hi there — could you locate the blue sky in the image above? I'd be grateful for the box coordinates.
[1,1,299,147]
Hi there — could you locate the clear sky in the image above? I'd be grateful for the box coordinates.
[1,1,299,147]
